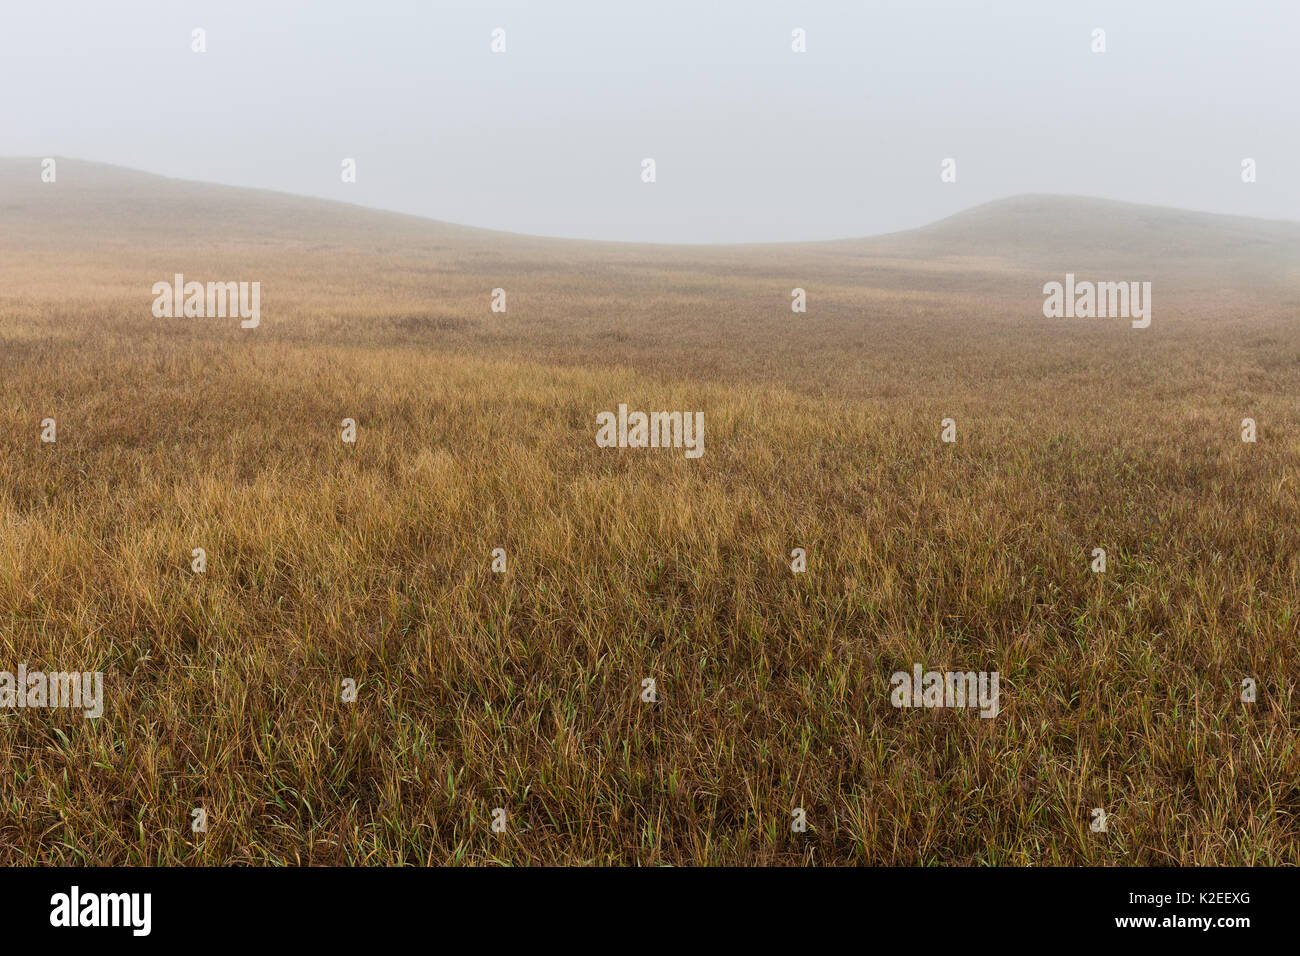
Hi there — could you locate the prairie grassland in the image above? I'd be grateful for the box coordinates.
[0,162,1297,864]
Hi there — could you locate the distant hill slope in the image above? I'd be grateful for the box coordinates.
[3,158,1300,286]
[841,194,1300,280]
[0,157,521,249]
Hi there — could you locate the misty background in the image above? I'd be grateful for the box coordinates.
[1,0,1296,243]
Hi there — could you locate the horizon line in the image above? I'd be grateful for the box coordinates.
[6,155,1300,248]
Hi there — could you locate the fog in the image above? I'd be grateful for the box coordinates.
[1,0,1295,242]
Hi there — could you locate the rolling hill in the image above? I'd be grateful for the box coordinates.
[5,158,1300,280]
[0,157,1296,865]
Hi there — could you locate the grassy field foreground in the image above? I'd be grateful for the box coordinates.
[0,162,1296,864]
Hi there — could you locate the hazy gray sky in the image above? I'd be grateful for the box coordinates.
[1,0,1296,241]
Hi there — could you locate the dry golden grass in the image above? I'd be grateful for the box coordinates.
[0,160,1296,864]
